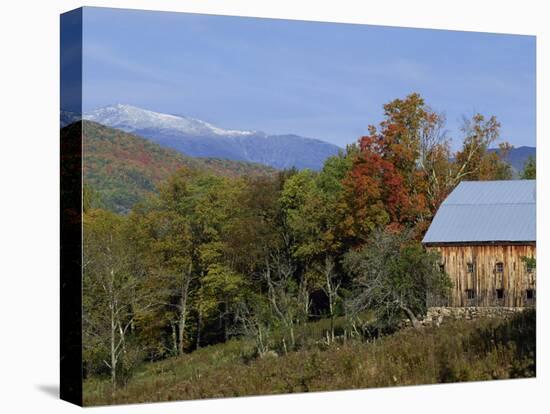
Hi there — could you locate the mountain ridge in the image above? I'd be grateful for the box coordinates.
[83,104,342,170]
[488,146,535,173]
[62,105,536,175]
[69,120,275,213]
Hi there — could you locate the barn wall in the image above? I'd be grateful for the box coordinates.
[427,244,536,307]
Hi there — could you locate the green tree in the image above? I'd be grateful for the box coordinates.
[234,292,273,356]
[280,169,325,261]
[521,156,536,179]
[83,209,156,389]
[83,184,104,212]
[159,168,247,348]
[280,164,352,327]
[344,227,451,330]
[198,250,247,341]
[128,207,194,357]
[262,251,305,351]
[126,167,248,352]
[313,256,342,343]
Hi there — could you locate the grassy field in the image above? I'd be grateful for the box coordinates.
[83,310,535,406]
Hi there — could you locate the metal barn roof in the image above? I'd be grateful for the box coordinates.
[422,180,536,244]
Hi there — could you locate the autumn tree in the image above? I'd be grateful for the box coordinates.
[339,93,450,241]
[453,114,512,182]
[342,95,514,243]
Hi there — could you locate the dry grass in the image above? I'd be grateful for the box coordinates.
[83,309,535,406]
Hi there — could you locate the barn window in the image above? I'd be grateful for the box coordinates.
[465,289,476,299]
[526,289,535,300]
[496,289,505,299]
[467,262,475,273]
[495,262,504,273]
[439,263,445,272]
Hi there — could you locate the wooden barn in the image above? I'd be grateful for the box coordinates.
[423,180,536,307]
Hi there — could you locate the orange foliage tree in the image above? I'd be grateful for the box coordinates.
[340,93,450,242]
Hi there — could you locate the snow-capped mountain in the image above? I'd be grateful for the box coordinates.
[82,104,341,170]
[84,104,256,138]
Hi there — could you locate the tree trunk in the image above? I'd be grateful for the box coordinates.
[109,269,117,392]
[401,305,421,329]
[323,257,338,343]
[177,295,188,355]
[223,300,229,342]
[196,309,202,350]
[110,298,117,391]
[257,325,267,356]
[177,266,192,356]
[328,284,335,342]
[171,322,177,356]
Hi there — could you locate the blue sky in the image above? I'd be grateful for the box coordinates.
[82,7,536,149]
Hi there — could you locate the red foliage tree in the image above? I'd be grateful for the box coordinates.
[341,93,435,243]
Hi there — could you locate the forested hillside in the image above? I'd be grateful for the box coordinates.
[70,121,276,213]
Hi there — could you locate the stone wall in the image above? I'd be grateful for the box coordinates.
[419,306,529,327]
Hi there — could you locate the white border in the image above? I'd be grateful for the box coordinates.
[0,1,547,413]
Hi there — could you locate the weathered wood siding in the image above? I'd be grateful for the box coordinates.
[427,244,536,307]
